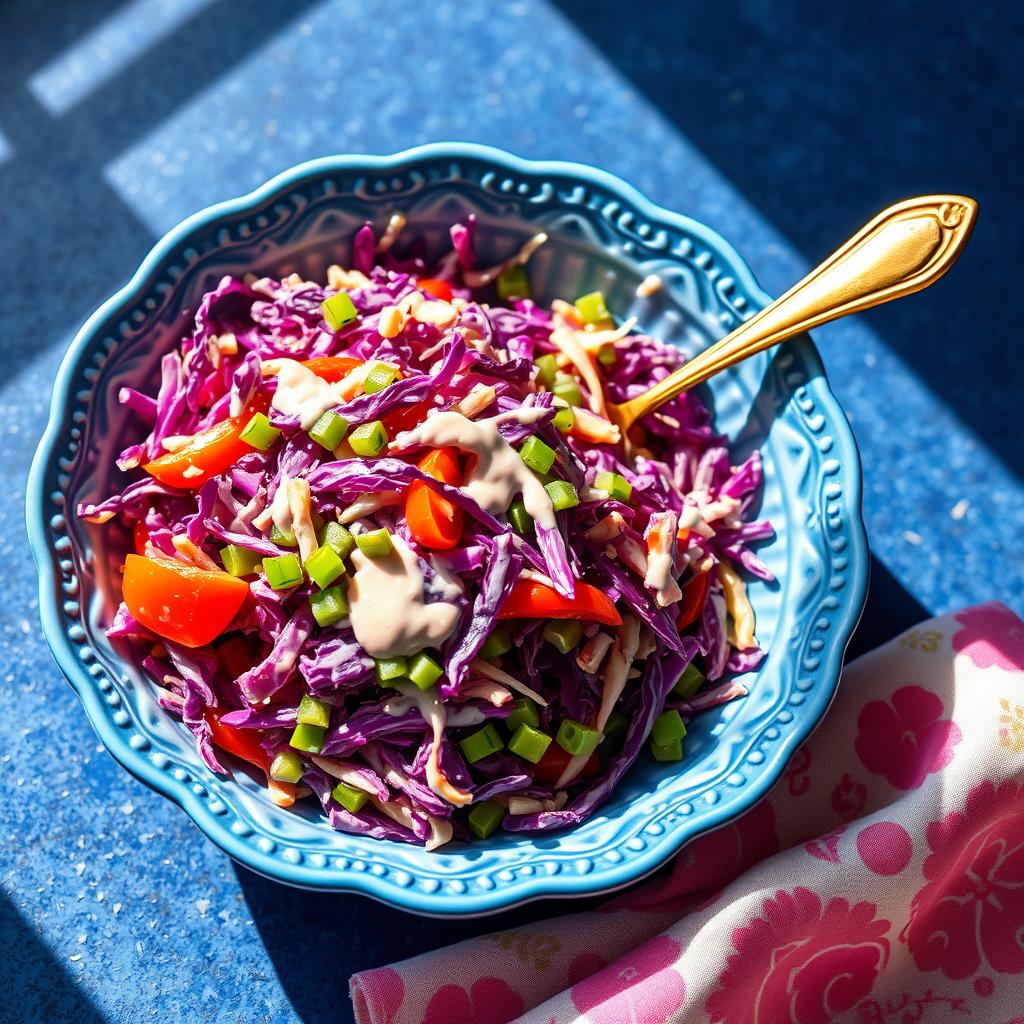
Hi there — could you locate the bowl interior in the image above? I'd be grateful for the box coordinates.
[37,149,864,912]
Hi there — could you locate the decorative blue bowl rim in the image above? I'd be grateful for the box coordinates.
[27,143,868,915]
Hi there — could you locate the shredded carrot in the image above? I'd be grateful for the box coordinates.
[556,616,640,789]
[326,264,372,290]
[584,511,627,545]
[469,658,549,706]
[171,535,220,571]
[549,324,607,416]
[577,631,614,674]
[644,511,683,607]
[456,383,498,418]
[287,478,318,563]
[458,680,513,706]
[338,491,403,525]
[570,406,621,444]
[719,562,756,649]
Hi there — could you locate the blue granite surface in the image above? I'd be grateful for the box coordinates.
[1,1,1020,1022]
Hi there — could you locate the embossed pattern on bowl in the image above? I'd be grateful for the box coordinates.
[28,145,867,915]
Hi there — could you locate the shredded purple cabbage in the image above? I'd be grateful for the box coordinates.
[80,216,771,847]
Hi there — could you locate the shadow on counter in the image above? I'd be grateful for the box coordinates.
[236,862,608,1024]
[0,893,104,1024]
[552,0,1023,481]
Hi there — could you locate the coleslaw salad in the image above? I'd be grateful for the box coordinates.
[76,216,772,848]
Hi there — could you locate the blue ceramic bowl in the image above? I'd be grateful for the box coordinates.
[28,144,867,915]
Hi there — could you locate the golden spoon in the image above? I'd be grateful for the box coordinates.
[608,195,978,435]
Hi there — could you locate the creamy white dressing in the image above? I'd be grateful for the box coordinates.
[271,359,351,431]
[644,512,682,608]
[424,557,464,602]
[495,406,550,427]
[287,478,318,562]
[391,409,557,529]
[393,683,473,807]
[338,491,402,525]
[469,657,548,706]
[645,548,680,607]
[348,534,460,659]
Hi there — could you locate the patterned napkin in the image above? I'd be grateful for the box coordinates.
[350,603,1024,1023]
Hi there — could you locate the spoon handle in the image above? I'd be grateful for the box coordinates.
[617,195,977,427]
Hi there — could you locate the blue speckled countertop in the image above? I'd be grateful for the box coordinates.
[2,2,1021,1022]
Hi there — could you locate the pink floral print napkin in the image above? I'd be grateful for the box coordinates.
[350,602,1024,1024]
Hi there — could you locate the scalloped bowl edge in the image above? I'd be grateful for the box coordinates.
[27,143,868,915]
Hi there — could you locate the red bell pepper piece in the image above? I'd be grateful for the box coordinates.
[676,572,710,631]
[415,278,454,302]
[497,580,622,627]
[205,708,270,768]
[204,708,299,807]
[214,634,257,681]
[122,554,249,648]
[533,744,599,785]
[301,356,363,383]
[405,448,464,550]
[132,521,150,556]
[142,394,270,489]
[383,399,432,436]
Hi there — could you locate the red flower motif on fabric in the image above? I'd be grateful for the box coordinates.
[804,826,847,863]
[706,887,891,1024]
[603,800,778,915]
[858,991,971,1021]
[855,685,961,790]
[421,977,524,1024]
[831,773,867,821]
[906,778,1024,980]
[784,744,812,796]
[353,967,404,1024]
[857,821,913,876]
[952,602,1024,671]
[570,935,685,1024]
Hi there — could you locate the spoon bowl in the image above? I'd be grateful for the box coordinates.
[610,195,977,434]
